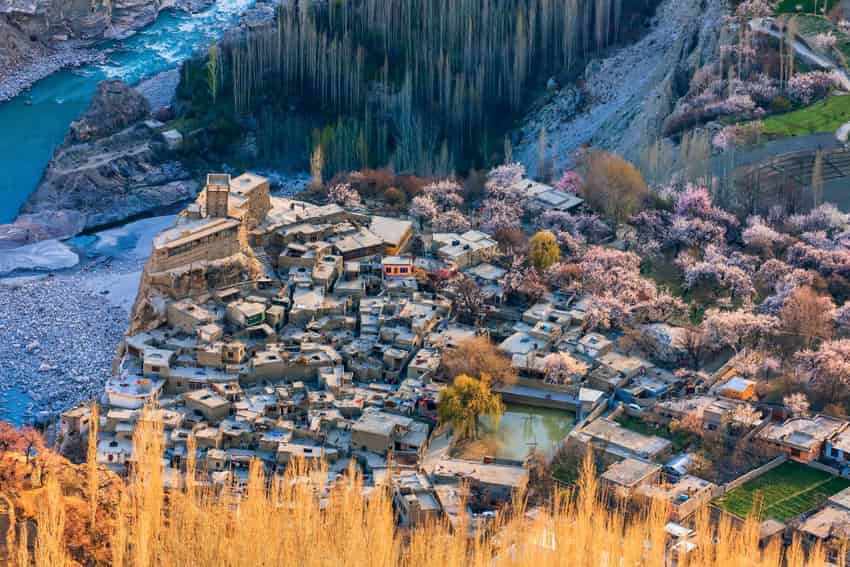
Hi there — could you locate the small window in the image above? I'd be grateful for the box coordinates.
[400,267,408,274]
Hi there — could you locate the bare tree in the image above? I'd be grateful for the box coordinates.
[450,277,486,325]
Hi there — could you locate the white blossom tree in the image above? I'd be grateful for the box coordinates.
[542,352,588,384]
[783,393,810,417]
[326,182,362,208]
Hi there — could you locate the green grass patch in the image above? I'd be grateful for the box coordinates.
[552,463,578,485]
[641,257,684,297]
[616,416,696,453]
[761,95,850,138]
[713,461,850,521]
[776,0,839,15]
[787,13,836,35]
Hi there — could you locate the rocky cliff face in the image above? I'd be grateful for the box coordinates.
[0,0,183,42]
[0,0,111,42]
[69,80,151,142]
[0,0,207,95]
[514,0,724,174]
[0,80,198,246]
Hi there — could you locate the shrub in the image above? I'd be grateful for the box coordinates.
[771,95,793,113]
[787,71,840,106]
[383,187,406,208]
[580,151,649,223]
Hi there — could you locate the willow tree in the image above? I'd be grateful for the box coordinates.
[437,373,505,441]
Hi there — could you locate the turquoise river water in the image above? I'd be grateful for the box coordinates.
[0,0,253,224]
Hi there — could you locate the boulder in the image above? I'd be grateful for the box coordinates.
[69,80,150,143]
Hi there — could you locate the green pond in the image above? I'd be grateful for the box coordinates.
[462,404,576,461]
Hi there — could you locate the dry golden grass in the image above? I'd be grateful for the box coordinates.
[1,410,839,566]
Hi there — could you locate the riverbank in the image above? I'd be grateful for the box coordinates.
[0,45,107,103]
[0,211,178,425]
[0,0,256,229]
[0,173,308,424]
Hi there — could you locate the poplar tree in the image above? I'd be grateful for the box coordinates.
[213,0,630,176]
[812,150,824,208]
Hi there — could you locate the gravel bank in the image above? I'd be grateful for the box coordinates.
[0,47,106,103]
[0,258,139,423]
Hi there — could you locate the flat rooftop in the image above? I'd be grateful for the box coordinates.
[601,458,661,488]
[580,419,672,458]
[759,415,847,450]
[431,457,528,488]
[154,217,240,250]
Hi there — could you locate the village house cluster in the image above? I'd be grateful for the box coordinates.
[71,172,552,524]
[54,171,850,557]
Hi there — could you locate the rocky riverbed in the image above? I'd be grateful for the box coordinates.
[0,259,139,423]
[0,173,308,423]
[0,211,177,423]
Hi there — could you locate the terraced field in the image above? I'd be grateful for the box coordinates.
[713,462,850,521]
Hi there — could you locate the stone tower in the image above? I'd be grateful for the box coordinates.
[206,173,231,218]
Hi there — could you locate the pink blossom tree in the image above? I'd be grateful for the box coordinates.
[538,210,612,244]
[409,195,438,224]
[480,199,523,234]
[743,216,788,256]
[755,259,795,292]
[543,352,588,384]
[787,71,841,106]
[701,308,779,352]
[500,257,548,303]
[554,170,583,193]
[834,302,850,334]
[485,163,526,201]
[788,203,849,234]
[674,184,738,228]
[544,262,581,292]
[422,179,465,210]
[678,247,756,303]
[735,0,775,18]
[795,339,850,403]
[326,182,361,208]
[783,393,810,417]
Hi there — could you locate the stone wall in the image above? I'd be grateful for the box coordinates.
[149,222,242,274]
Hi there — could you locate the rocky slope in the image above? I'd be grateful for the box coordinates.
[0,80,198,245]
[514,0,724,174]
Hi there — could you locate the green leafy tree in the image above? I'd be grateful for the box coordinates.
[437,373,505,441]
[529,230,561,272]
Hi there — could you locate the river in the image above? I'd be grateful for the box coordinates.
[0,0,254,224]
